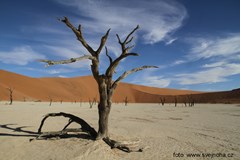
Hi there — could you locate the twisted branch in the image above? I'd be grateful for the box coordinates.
[105,46,113,64]
[103,137,147,153]
[59,17,96,56]
[112,65,158,89]
[37,112,97,138]
[39,55,95,67]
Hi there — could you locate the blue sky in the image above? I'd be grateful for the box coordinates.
[0,0,240,91]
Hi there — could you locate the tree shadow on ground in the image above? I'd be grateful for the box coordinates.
[0,123,93,140]
[0,124,37,137]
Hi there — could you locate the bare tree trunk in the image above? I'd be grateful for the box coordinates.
[96,78,112,139]
[10,93,13,105]
[174,96,177,107]
[7,87,13,105]
[49,100,52,106]
[89,99,95,108]
[160,97,165,106]
[97,103,111,139]
[124,96,128,106]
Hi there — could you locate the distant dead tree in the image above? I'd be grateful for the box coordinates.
[124,96,129,106]
[7,87,14,105]
[79,99,82,107]
[92,97,97,105]
[174,96,177,107]
[23,97,26,102]
[60,100,63,104]
[187,94,195,107]
[159,97,165,106]
[38,17,157,152]
[89,98,95,108]
[93,96,97,105]
[183,97,187,107]
[48,96,52,106]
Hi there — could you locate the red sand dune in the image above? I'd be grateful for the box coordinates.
[0,70,239,103]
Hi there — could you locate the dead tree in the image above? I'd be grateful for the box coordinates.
[39,17,157,152]
[79,99,82,107]
[89,99,95,108]
[7,87,14,105]
[48,96,52,106]
[93,96,97,105]
[183,97,187,107]
[159,97,165,106]
[174,96,177,107]
[124,96,128,106]
[191,99,195,106]
[187,94,195,107]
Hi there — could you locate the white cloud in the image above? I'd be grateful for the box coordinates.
[53,0,187,44]
[25,67,75,75]
[45,69,72,74]
[175,63,240,85]
[58,75,68,78]
[0,46,46,65]
[172,60,186,66]
[188,34,240,60]
[202,61,226,68]
[131,70,170,88]
[138,76,171,88]
[165,37,178,45]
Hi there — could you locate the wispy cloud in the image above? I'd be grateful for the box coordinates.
[171,59,187,66]
[165,33,240,86]
[53,0,187,44]
[165,37,178,45]
[45,68,73,74]
[138,76,171,88]
[131,70,170,88]
[188,34,240,60]
[169,34,240,67]
[0,46,46,65]
[175,63,240,85]
[202,61,227,68]
[25,67,74,75]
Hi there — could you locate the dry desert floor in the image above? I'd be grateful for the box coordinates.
[0,102,240,160]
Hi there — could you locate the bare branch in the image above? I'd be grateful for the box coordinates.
[96,29,111,55]
[106,25,140,77]
[112,65,158,89]
[105,47,113,64]
[123,25,139,44]
[126,36,134,45]
[126,45,135,52]
[39,55,95,67]
[105,53,139,76]
[57,17,102,80]
[116,34,122,44]
[59,17,96,56]
[103,137,146,153]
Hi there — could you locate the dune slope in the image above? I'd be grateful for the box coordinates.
[0,70,239,103]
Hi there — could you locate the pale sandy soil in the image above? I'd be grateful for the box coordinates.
[0,102,240,160]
